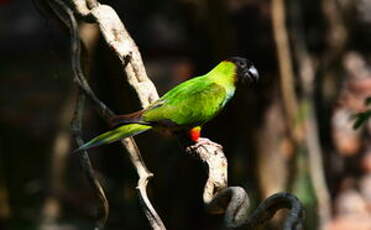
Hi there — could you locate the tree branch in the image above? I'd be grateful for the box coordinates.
[71,92,109,230]
[272,0,330,229]
[46,1,109,229]
[44,0,304,229]
[272,0,299,140]
[290,2,332,229]
[46,0,165,229]
[185,138,304,229]
[77,2,160,106]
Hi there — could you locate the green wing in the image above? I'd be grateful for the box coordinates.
[143,77,227,127]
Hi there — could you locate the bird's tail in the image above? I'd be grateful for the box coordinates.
[74,124,152,152]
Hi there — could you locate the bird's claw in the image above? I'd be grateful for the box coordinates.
[185,137,223,155]
[197,138,223,149]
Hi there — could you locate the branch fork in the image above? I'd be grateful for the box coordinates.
[44,0,304,229]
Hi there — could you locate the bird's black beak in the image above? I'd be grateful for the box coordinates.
[243,65,259,84]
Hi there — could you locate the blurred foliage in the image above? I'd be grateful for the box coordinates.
[353,97,371,129]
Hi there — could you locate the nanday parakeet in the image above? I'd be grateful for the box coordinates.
[75,57,259,152]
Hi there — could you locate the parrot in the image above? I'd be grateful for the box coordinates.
[74,57,259,152]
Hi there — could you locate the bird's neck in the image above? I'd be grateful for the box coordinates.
[206,61,237,93]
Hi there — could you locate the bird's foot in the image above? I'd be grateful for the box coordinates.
[185,137,223,155]
[197,138,223,149]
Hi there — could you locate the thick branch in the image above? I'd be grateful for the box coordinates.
[80,3,160,106]
[185,138,227,204]
[46,0,304,229]
[185,138,304,229]
[246,192,303,230]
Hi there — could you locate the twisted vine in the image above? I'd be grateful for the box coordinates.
[42,0,304,229]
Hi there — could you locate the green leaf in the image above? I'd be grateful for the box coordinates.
[353,110,371,129]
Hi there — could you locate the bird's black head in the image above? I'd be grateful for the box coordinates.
[227,57,259,84]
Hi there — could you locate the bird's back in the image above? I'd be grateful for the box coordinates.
[142,75,228,128]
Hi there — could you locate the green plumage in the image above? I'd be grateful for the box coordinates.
[76,124,151,151]
[75,57,258,152]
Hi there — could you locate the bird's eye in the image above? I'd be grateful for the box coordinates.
[239,61,246,68]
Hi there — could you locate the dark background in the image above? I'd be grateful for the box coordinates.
[0,0,370,229]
